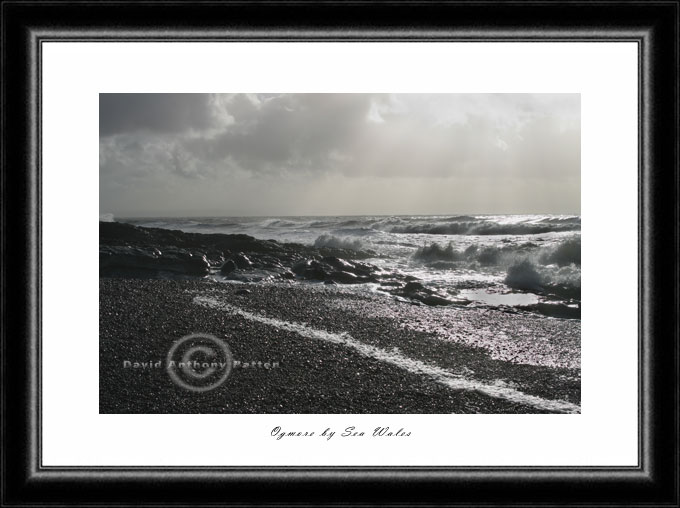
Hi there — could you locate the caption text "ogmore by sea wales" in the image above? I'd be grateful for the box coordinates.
[271,426,411,441]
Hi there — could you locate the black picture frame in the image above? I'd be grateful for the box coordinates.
[2,1,678,505]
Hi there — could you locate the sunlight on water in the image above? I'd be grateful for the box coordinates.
[458,289,540,306]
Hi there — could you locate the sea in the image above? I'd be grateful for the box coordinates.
[109,214,581,312]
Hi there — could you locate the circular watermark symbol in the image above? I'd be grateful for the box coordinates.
[166,333,234,392]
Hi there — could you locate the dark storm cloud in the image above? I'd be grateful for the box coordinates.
[99,93,216,136]
[99,93,580,216]
[181,94,380,174]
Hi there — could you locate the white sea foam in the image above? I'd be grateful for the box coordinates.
[193,295,581,414]
[313,233,364,251]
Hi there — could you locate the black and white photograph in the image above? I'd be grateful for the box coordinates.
[99,93,581,414]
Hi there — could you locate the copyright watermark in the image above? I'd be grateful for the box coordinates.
[166,333,234,392]
[120,333,281,392]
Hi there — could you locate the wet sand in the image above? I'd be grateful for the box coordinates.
[100,278,580,414]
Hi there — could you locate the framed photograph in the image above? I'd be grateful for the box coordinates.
[2,1,678,505]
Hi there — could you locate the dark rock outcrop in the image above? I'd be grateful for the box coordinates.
[392,281,454,307]
[219,259,238,275]
[291,257,378,284]
[99,221,459,307]
[99,245,210,277]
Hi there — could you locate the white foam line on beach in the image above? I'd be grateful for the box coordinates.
[193,295,581,414]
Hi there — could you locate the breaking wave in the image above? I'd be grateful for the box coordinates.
[413,241,540,266]
[414,236,579,267]
[505,259,581,299]
[413,236,581,297]
[391,221,580,236]
[540,237,581,266]
[505,260,544,291]
[313,234,364,251]
[413,243,465,262]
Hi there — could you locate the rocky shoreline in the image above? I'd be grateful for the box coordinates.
[100,221,468,307]
[100,222,580,316]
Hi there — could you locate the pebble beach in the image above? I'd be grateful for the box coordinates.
[100,278,580,414]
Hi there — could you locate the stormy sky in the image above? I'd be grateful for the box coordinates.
[100,93,580,217]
